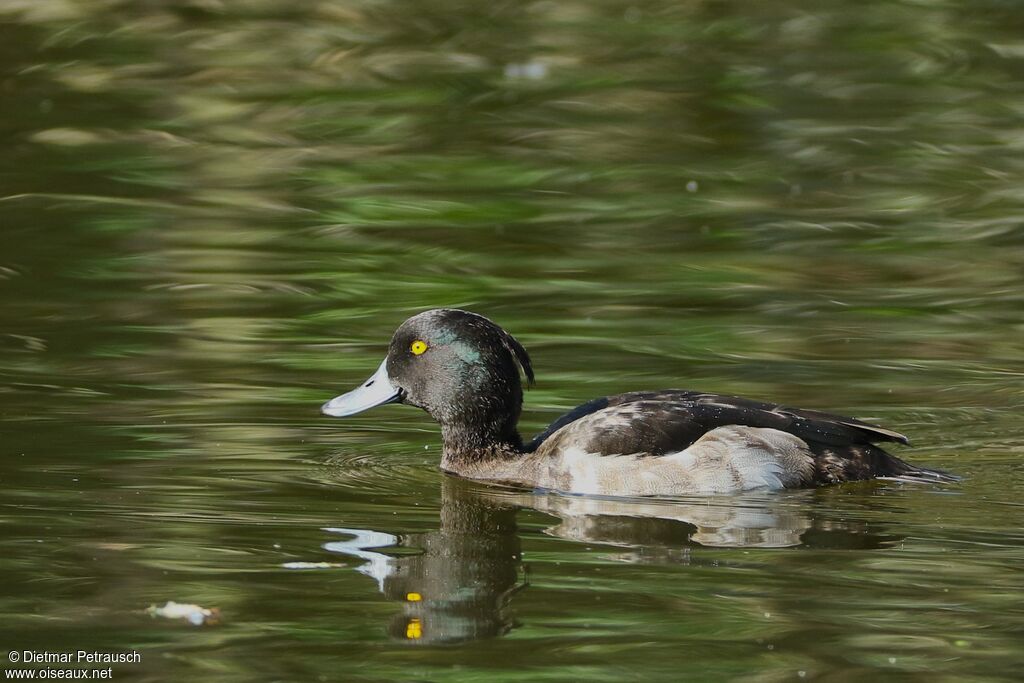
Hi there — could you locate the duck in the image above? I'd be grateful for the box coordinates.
[321,309,955,496]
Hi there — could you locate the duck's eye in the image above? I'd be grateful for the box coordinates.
[410,340,428,356]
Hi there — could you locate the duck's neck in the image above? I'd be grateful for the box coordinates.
[439,419,525,473]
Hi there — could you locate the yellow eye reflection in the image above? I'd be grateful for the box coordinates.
[406,617,423,640]
[410,340,428,356]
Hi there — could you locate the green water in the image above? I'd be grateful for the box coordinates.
[2,1,1023,680]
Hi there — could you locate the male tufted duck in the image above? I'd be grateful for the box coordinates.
[322,309,955,495]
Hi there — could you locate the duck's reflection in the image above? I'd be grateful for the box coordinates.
[316,478,896,643]
[323,481,524,643]
[524,491,814,550]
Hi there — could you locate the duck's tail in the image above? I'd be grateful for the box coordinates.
[811,442,960,485]
[883,453,961,484]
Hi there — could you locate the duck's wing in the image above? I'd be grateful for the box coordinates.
[525,390,909,457]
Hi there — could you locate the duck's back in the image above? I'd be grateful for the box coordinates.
[523,391,945,495]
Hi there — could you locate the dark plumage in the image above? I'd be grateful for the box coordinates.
[322,309,956,495]
[525,391,927,486]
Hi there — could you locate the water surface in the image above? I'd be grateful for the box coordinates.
[1,1,1023,681]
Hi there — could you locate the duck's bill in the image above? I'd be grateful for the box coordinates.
[321,359,401,417]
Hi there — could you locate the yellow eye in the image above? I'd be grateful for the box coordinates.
[410,340,428,355]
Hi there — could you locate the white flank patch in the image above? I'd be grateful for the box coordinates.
[561,447,604,494]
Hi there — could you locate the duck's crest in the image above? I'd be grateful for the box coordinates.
[498,325,534,388]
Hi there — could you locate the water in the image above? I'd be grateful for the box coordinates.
[2,1,1023,680]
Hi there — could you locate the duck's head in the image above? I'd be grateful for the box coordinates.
[322,309,533,450]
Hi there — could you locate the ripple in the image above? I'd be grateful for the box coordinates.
[281,561,347,570]
[144,280,316,296]
[312,448,441,495]
[0,265,22,280]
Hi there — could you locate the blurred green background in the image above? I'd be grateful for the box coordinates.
[1,0,1022,681]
